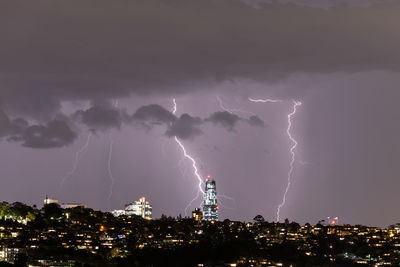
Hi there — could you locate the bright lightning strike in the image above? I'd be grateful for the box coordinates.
[59,132,92,190]
[248,97,283,103]
[184,189,201,216]
[249,98,302,222]
[214,95,241,208]
[171,99,205,215]
[216,96,233,114]
[217,194,236,210]
[276,100,302,222]
[172,98,177,114]
[172,98,178,115]
[217,95,255,116]
[174,137,205,194]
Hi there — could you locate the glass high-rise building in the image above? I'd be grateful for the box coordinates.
[203,175,218,221]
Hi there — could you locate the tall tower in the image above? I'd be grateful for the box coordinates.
[203,175,218,221]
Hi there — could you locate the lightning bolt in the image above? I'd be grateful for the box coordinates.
[248,97,283,103]
[216,95,234,114]
[171,99,205,216]
[174,135,205,216]
[217,194,236,210]
[172,98,177,114]
[107,100,119,207]
[276,100,302,222]
[214,95,244,209]
[249,98,302,222]
[217,95,255,116]
[184,189,202,216]
[59,132,92,190]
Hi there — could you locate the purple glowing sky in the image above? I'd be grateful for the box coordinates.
[1,0,400,227]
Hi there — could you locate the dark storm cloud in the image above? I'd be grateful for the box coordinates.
[243,0,391,9]
[130,104,202,140]
[8,120,77,149]
[8,118,29,135]
[131,104,265,139]
[1,0,400,119]
[132,104,176,128]
[247,115,265,127]
[0,110,30,138]
[0,109,10,137]
[1,100,265,148]
[205,112,265,131]
[205,112,241,131]
[165,114,203,140]
[75,105,123,132]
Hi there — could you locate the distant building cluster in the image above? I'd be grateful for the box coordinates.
[110,174,219,223]
[112,196,152,220]
[45,174,220,223]
[43,196,87,209]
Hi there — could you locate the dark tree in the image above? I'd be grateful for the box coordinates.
[253,215,265,223]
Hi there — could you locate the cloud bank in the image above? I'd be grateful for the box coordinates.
[1,0,400,118]
[1,0,399,146]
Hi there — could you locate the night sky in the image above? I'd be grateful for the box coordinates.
[1,0,400,227]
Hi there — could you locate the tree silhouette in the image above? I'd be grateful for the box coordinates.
[253,215,265,223]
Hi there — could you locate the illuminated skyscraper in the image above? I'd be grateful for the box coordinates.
[203,175,218,221]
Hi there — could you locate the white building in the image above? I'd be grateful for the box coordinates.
[124,196,152,220]
[111,210,125,217]
[43,196,58,206]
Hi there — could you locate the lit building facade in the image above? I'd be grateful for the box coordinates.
[329,217,339,226]
[0,247,25,264]
[203,175,218,221]
[111,210,125,217]
[125,196,152,220]
[192,208,203,221]
[61,203,87,209]
[43,196,58,206]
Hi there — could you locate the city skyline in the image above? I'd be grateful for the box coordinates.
[2,0,400,227]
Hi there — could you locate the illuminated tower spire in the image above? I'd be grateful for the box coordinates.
[203,175,219,221]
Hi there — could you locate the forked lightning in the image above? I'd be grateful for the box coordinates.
[171,99,205,215]
[249,97,301,222]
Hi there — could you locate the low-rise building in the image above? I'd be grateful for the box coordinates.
[125,197,152,220]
